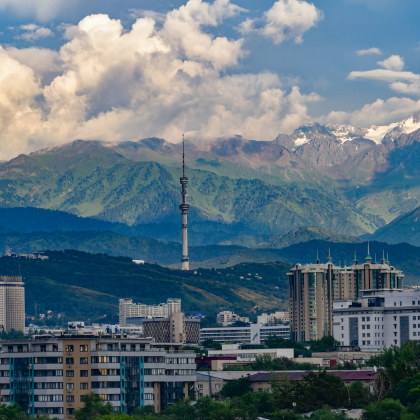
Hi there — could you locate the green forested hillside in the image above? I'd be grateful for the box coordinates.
[0,140,380,240]
[0,250,291,323]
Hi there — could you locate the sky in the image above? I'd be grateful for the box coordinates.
[0,0,419,159]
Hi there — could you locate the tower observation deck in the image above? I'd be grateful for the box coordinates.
[179,135,190,271]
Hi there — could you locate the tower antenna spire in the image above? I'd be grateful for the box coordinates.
[179,134,190,271]
[182,134,185,178]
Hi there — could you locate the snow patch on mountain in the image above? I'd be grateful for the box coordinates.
[294,134,310,146]
[365,116,420,143]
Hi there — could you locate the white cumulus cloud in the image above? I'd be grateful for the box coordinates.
[348,55,420,97]
[0,0,322,160]
[377,54,404,71]
[357,47,382,56]
[322,97,420,127]
[261,0,323,44]
[18,24,54,41]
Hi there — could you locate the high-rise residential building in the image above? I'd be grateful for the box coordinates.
[142,313,200,344]
[288,250,404,342]
[333,290,420,350]
[119,298,181,326]
[0,335,196,419]
[0,275,25,332]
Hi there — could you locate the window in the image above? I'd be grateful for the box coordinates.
[66,396,74,402]
[215,384,221,389]
[362,333,365,337]
[66,370,74,377]
[414,325,417,329]
[80,383,89,390]
[362,341,366,345]
[367,325,370,329]
[413,301,416,305]
[66,358,74,364]
[66,409,74,415]
[80,345,88,352]
[414,316,417,320]
[362,325,365,330]
[362,317,365,322]
[66,383,74,390]
[198,384,203,389]
[65,345,74,352]
[80,370,88,377]
[80,357,88,364]
[414,332,417,336]
[367,317,370,321]
[367,333,370,337]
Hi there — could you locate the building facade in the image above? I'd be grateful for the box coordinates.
[200,324,290,345]
[333,290,420,350]
[0,275,25,332]
[142,313,200,344]
[257,311,289,325]
[216,311,249,325]
[0,335,196,419]
[119,298,181,326]
[288,252,404,342]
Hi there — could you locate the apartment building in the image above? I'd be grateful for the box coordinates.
[200,324,290,345]
[0,275,25,332]
[257,311,289,325]
[333,290,420,349]
[142,313,200,344]
[119,298,181,326]
[288,251,404,342]
[0,334,196,419]
[216,311,249,325]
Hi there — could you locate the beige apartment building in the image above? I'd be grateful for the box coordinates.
[0,275,25,332]
[288,251,404,342]
[119,298,181,326]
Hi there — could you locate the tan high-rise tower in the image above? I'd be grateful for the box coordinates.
[0,275,25,332]
[179,135,190,270]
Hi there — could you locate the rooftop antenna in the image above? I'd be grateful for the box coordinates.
[316,250,320,264]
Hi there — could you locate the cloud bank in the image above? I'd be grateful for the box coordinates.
[0,0,323,159]
[348,54,420,97]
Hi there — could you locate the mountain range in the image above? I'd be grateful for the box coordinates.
[0,112,420,247]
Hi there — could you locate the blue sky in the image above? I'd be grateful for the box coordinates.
[0,0,419,158]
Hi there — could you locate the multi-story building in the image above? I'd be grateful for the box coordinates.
[142,313,200,344]
[258,311,289,325]
[216,311,249,325]
[200,324,290,345]
[288,251,404,342]
[119,298,181,326]
[0,275,25,332]
[0,334,196,419]
[333,290,420,350]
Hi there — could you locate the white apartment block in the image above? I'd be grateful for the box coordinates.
[119,298,181,326]
[200,324,290,345]
[0,275,25,332]
[258,311,289,325]
[216,311,249,325]
[208,343,294,361]
[333,290,420,350]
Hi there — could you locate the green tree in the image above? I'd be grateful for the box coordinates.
[387,373,420,406]
[0,404,28,420]
[309,406,349,420]
[362,398,408,420]
[74,393,113,420]
[348,381,372,408]
[220,376,251,399]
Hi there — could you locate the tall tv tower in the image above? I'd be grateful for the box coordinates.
[179,135,190,271]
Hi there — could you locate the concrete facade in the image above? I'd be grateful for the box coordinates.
[216,311,249,325]
[333,290,420,350]
[258,311,289,325]
[0,335,195,419]
[0,275,25,332]
[119,298,181,326]
[288,252,404,342]
[200,324,290,344]
[142,313,200,344]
